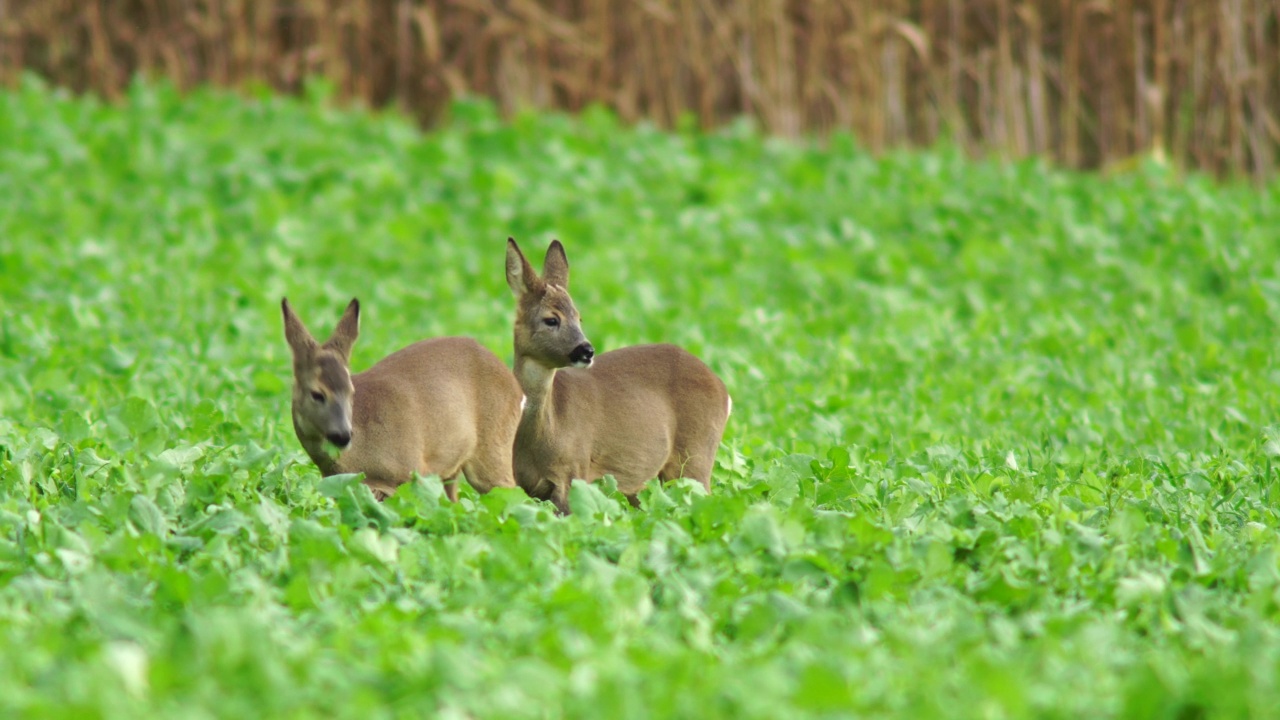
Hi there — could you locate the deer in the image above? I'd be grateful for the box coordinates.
[281,297,524,502]
[504,237,731,514]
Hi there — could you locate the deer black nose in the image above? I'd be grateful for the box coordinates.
[569,342,595,367]
[327,431,351,448]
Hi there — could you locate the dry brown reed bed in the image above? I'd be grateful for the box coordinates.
[1,1,1278,180]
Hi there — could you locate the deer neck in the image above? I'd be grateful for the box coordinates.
[514,356,561,435]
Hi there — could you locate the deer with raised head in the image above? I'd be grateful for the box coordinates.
[504,238,731,514]
[281,297,524,501]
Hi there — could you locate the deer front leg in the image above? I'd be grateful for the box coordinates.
[550,481,571,515]
[363,479,396,502]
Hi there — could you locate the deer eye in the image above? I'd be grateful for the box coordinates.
[311,391,325,403]
[542,317,560,328]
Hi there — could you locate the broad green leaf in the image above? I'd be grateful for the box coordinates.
[128,494,167,536]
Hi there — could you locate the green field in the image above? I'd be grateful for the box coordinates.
[2,76,1280,718]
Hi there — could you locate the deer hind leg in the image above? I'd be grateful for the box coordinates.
[441,476,461,503]
[660,448,715,493]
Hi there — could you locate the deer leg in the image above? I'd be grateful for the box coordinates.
[442,476,461,503]
[461,447,517,495]
[363,477,398,502]
[550,482,571,515]
[661,452,714,493]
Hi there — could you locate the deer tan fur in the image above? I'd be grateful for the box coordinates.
[282,297,523,501]
[505,238,731,514]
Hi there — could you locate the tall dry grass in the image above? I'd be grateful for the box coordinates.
[1,1,1277,179]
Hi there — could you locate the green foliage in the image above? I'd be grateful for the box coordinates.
[2,75,1280,718]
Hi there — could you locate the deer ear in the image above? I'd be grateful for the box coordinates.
[506,237,542,296]
[323,298,360,359]
[542,239,569,288]
[281,298,318,358]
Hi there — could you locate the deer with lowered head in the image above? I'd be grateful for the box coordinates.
[281,297,524,501]
[505,238,731,514]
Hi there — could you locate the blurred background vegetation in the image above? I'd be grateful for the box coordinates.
[2,0,1277,180]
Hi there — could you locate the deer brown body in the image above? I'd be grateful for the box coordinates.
[505,238,731,514]
[282,298,523,501]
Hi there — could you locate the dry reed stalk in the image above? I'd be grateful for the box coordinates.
[946,0,965,150]
[1250,0,1275,178]
[1150,0,1168,157]
[1020,3,1047,156]
[1224,0,1243,175]
[1061,0,1081,167]
[881,2,904,147]
[995,0,1016,155]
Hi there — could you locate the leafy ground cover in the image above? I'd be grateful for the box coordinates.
[1,76,1279,718]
